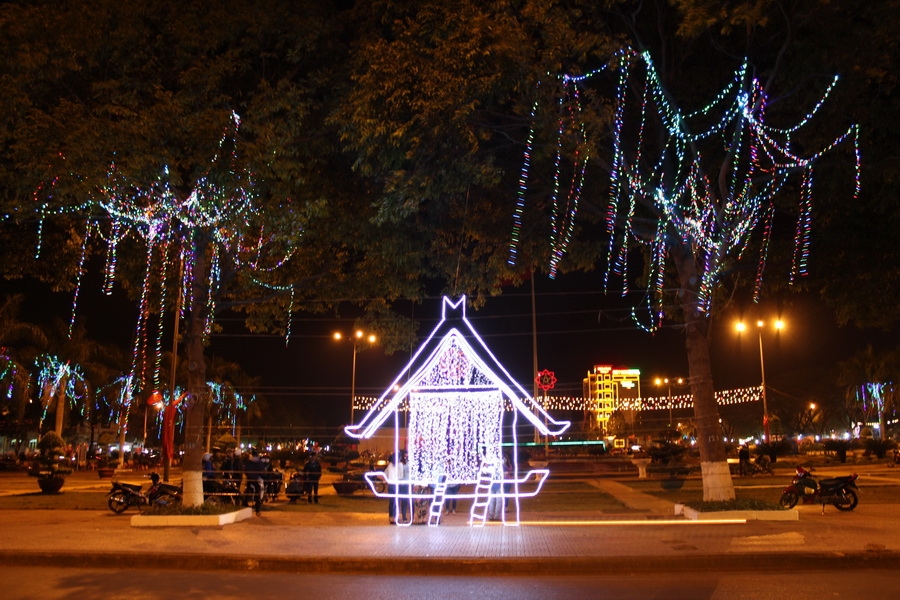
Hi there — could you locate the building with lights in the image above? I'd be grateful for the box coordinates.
[582,365,642,433]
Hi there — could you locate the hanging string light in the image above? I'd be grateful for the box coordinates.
[356,385,762,412]
[35,354,87,428]
[510,48,861,331]
[23,112,301,393]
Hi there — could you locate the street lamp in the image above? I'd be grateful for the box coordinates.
[334,329,377,425]
[654,376,685,429]
[736,318,784,443]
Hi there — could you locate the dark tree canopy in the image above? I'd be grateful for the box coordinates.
[1,1,899,502]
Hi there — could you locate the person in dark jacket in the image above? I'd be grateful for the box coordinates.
[220,448,243,484]
[302,453,323,504]
[738,444,751,476]
[243,448,267,513]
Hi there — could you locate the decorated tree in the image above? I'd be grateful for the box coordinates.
[509,6,861,498]
[0,295,46,451]
[837,345,900,441]
[0,0,390,506]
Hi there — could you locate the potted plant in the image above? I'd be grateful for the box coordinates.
[28,432,73,494]
[97,455,118,479]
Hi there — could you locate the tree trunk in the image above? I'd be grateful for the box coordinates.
[181,234,211,507]
[117,428,126,468]
[673,245,735,502]
[54,374,68,436]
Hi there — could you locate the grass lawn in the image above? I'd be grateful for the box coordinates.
[0,490,109,510]
[518,480,642,514]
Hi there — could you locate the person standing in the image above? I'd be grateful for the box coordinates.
[385,453,398,524]
[738,444,751,476]
[442,458,460,515]
[302,452,322,504]
[398,452,411,523]
[488,454,510,521]
[202,452,215,481]
[221,448,242,484]
[445,480,461,514]
[243,448,267,514]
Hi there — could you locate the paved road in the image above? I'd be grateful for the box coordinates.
[1,566,893,600]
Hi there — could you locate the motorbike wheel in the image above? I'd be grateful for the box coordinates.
[108,490,131,514]
[834,489,859,511]
[204,494,224,506]
[779,490,799,509]
[373,480,386,494]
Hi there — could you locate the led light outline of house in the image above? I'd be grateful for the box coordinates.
[345,295,570,526]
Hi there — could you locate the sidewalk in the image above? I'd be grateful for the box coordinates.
[1,468,898,575]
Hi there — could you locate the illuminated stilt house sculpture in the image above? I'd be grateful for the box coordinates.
[345,296,570,526]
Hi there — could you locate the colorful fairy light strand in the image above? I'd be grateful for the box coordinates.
[354,385,764,412]
[510,48,861,332]
[25,112,300,393]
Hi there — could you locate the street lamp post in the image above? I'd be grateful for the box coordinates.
[334,330,377,425]
[654,377,685,430]
[654,377,672,428]
[736,319,784,443]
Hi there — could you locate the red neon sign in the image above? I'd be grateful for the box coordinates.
[535,369,557,392]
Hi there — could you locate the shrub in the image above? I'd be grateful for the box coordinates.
[824,439,852,463]
[29,432,72,479]
[686,498,786,512]
[646,443,686,465]
[37,431,66,455]
[756,439,792,462]
[143,501,237,516]
[864,438,897,459]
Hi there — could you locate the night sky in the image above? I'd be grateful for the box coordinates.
[198,270,892,435]
[5,265,893,440]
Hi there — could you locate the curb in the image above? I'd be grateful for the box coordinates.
[130,507,254,527]
[2,549,898,575]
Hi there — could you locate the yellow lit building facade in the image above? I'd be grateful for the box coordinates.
[582,365,642,433]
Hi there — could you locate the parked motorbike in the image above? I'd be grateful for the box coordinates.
[263,470,283,501]
[202,477,242,505]
[779,466,859,513]
[107,472,181,514]
[242,477,264,514]
[285,471,306,503]
[889,449,900,467]
[740,455,775,476]
[342,469,386,494]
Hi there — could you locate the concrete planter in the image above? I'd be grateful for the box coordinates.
[332,481,359,496]
[659,477,685,490]
[676,504,798,521]
[131,507,253,527]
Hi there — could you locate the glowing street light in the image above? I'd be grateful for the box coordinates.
[334,329,377,425]
[654,376,684,429]
[736,318,784,442]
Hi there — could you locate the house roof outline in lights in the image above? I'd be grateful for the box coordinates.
[344,295,570,440]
